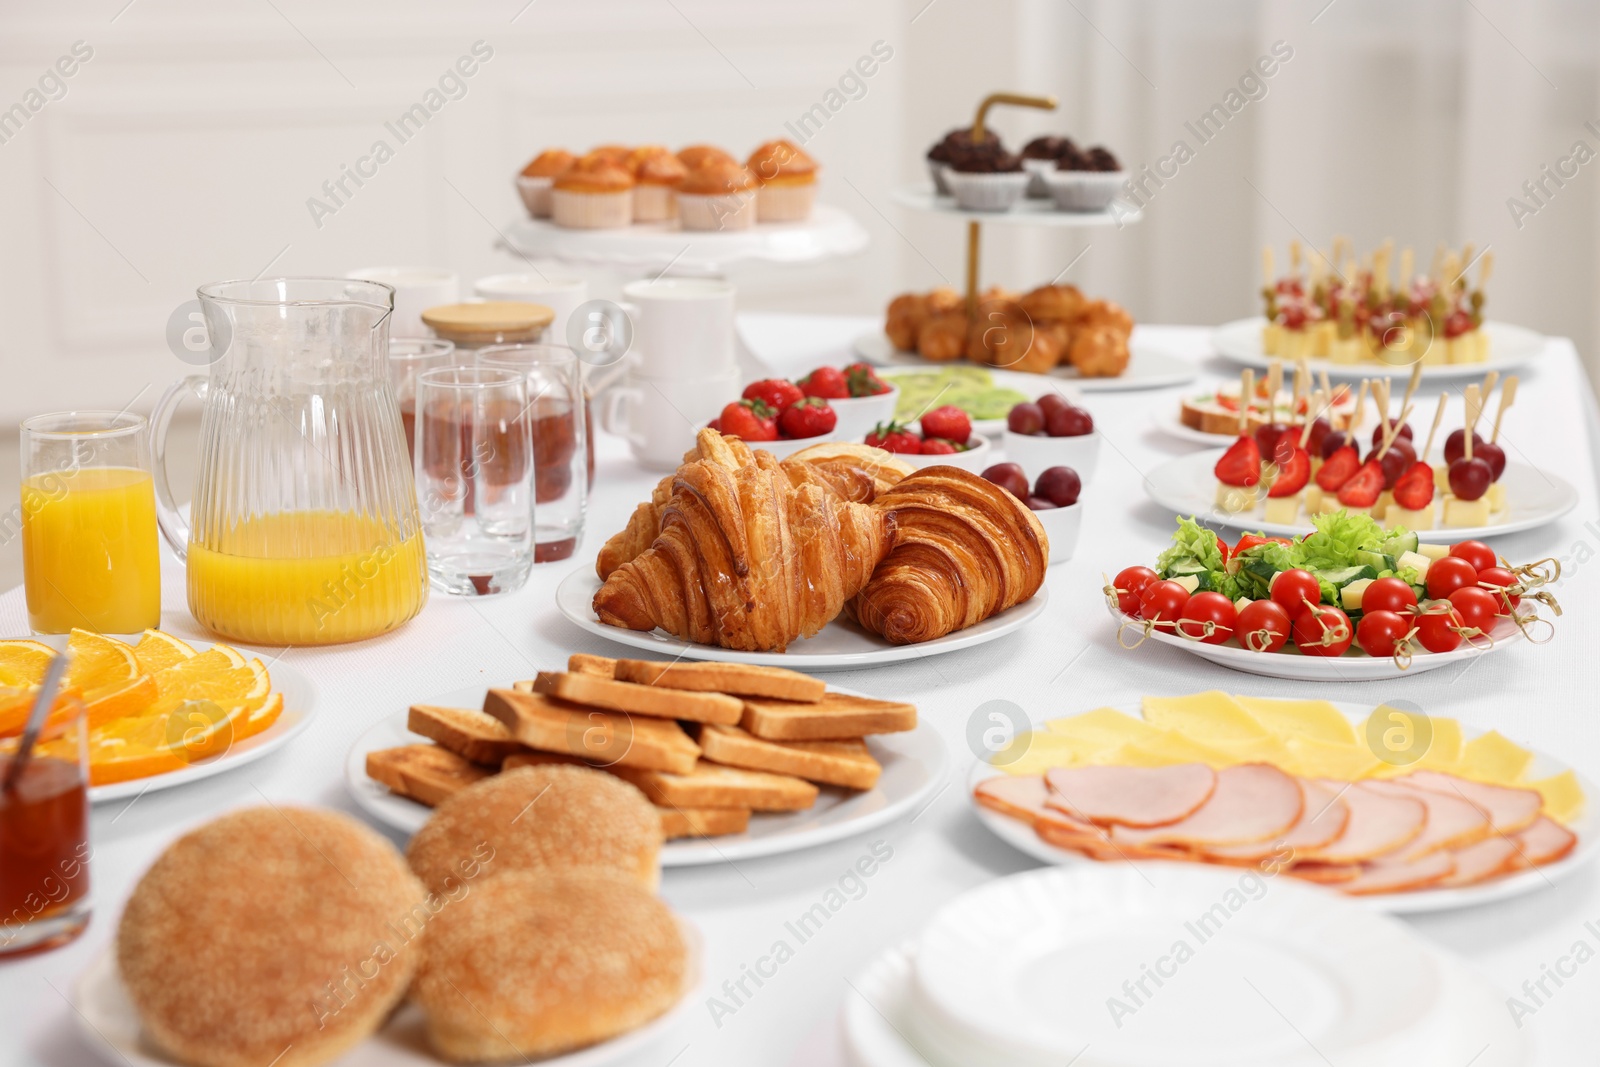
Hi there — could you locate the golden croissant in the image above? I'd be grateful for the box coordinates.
[593,451,896,652]
[851,466,1048,644]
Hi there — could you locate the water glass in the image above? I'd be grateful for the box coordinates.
[21,411,160,635]
[414,366,535,596]
[388,339,455,456]
[477,343,588,562]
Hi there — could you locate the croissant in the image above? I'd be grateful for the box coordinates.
[851,466,1048,644]
[593,452,896,652]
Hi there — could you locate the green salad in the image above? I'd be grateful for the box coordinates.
[885,367,1029,422]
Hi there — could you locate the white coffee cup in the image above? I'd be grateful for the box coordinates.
[601,366,742,469]
[474,272,587,348]
[619,278,736,378]
[347,268,459,339]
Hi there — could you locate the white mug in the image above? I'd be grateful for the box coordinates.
[347,268,459,339]
[474,272,587,348]
[619,278,736,378]
[601,367,742,469]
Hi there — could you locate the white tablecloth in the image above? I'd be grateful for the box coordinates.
[5,314,1598,1067]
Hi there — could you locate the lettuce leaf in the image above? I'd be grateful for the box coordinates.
[1296,510,1389,571]
[1156,517,1226,576]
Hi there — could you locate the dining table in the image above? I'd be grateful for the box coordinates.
[5,312,1600,1067]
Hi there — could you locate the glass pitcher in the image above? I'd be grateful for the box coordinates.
[149,278,428,645]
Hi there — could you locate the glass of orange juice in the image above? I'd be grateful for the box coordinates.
[20,412,160,635]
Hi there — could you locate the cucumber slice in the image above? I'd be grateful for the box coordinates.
[1381,529,1420,557]
[1315,565,1377,588]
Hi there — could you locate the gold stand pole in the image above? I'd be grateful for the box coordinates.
[962,92,1058,313]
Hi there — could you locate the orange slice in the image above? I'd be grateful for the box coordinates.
[0,639,54,688]
[83,673,158,728]
[150,653,270,716]
[232,692,284,744]
[67,629,141,691]
[133,630,197,675]
[83,696,253,784]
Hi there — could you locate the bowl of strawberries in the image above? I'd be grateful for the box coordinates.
[710,363,899,458]
[863,404,992,472]
[793,362,898,442]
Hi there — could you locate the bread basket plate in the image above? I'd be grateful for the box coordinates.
[851,331,1197,392]
[555,568,1048,670]
[345,683,948,867]
[71,920,706,1067]
[965,703,1598,916]
[1142,449,1578,543]
[1212,317,1546,381]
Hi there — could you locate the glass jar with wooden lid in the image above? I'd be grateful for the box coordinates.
[420,301,556,351]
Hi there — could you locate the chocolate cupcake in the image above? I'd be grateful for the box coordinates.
[943,146,1027,212]
[1044,143,1125,212]
[926,126,1003,194]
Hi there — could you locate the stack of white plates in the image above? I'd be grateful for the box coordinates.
[842,864,1526,1067]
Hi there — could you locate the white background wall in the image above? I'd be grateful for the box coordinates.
[1,0,1597,427]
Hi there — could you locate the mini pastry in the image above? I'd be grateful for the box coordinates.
[885,292,929,351]
[926,126,1002,193]
[582,143,632,168]
[676,159,759,231]
[943,146,1028,212]
[677,143,736,171]
[550,163,634,229]
[633,150,687,223]
[1042,145,1125,211]
[516,148,575,218]
[1067,326,1130,378]
[747,139,819,222]
[1018,283,1085,323]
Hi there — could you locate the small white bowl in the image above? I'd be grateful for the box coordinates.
[829,385,899,444]
[1042,169,1125,212]
[1030,498,1083,565]
[1003,429,1100,484]
[897,433,992,473]
[943,169,1029,212]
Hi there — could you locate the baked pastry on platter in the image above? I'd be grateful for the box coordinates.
[884,283,1134,377]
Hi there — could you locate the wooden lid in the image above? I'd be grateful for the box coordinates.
[421,301,555,344]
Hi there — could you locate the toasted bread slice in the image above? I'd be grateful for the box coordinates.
[366,744,491,807]
[531,671,743,725]
[741,691,917,741]
[660,806,751,839]
[612,760,819,811]
[613,659,825,703]
[483,688,700,774]
[501,750,589,772]
[407,704,525,766]
[698,723,881,790]
[569,653,618,678]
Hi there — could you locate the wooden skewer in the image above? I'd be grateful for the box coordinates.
[1481,250,1495,286]
[1262,246,1275,286]
[1265,360,1283,418]
[1238,369,1254,437]
[1299,388,1325,447]
[1349,379,1371,433]
[1479,370,1499,406]
[1291,362,1307,426]
[1318,368,1333,403]
[1422,392,1449,461]
[1376,402,1414,459]
[1289,240,1302,275]
[1492,375,1518,443]
[1463,384,1481,461]
[1398,360,1423,422]
[1399,247,1414,288]
[1374,378,1392,441]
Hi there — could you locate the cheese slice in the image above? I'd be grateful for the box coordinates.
[1283,734,1381,780]
[1232,696,1357,746]
[1524,769,1585,825]
[995,731,1099,776]
[1141,691,1273,744]
[1459,730,1534,784]
[1045,707,1160,747]
[1097,729,1235,769]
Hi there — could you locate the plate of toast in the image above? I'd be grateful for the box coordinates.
[347,653,948,866]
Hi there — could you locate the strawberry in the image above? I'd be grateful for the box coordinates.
[743,378,803,414]
[1266,447,1310,497]
[778,396,837,440]
[1392,461,1435,511]
[920,404,972,445]
[843,362,891,397]
[865,421,922,454]
[1213,435,1261,487]
[798,366,850,400]
[1314,445,1360,491]
[919,437,959,454]
[1335,459,1384,507]
[718,398,778,442]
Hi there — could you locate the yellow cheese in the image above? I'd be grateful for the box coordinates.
[1232,696,1357,745]
[1413,716,1464,773]
[1459,730,1534,784]
[1099,729,1236,769]
[995,731,1094,776]
[1142,691,1273,743]
[1283,735,1381,780]
[1045,707,1160,748]
[1524,769,1585,825]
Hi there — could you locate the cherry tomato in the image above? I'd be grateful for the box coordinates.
[1270,569,1323,616]
[1360,576,1418,616]
[1293,604,1354,657]
[1448,586,1499,634]
[1476,566,1522,612]
[1356,610,1411,658]
[1138,580,1191,626]
[1112,566,1159,615]
[1236,599,1291,653]
[1424,556,1478,600]
[1414,603,1466,653]
[1177,592,1238,645]
[1448,540,1496,572]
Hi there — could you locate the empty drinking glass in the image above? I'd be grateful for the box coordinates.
[414,366,534,596]
[477,343,587,562]
[388,339,455,457]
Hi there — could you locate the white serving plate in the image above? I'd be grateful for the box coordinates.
[890,185,1140,226]
[556,568,1046,670]
[72,921,704,1067]
[852,332,1197,393]
[1104,596,1527,682]
[1212,317,1546,381]
[841,871,1528,1067]
[1148,407,1240,446]
[1142,449,1578,542]
[966,701,1599,915]
[345,683,947,867]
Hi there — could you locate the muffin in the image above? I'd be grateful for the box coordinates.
[550,163,635,229]
[677,159,759,230]
[517,149,575,218]
[677,144,737,171]
[412,869,689,1063]
[117,807,426,1067]
[633,149,688,223]
[1020,135,1077,198]
[1044,144,1125,212]
[746,139,819,222]
[943,145,1028,212]
[926,126,1002,193]
[583,143,632,168]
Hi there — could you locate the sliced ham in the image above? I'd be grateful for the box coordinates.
[1111,764,1303,849]
[1341,851,1456,895]
[1295,780,1426,863]
[1204,780,1350,863]
[1437,838,1519,888]
[1284,862,1363,885]
[1043,763,1216,828]
[974,774,1051,825]
[1507,816,1579,868]
[1362,780,1491,861]
[1401,771,1543,834]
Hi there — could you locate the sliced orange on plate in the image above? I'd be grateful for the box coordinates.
[0,639,55,687]
[132,629,197,675]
